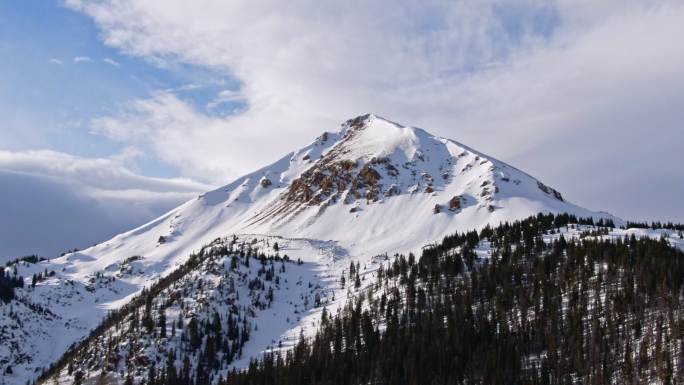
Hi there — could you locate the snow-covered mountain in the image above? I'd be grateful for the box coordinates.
[2,114,629,385]
[77,114,614,267]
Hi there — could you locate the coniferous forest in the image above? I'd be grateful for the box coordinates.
[228,214,684,385]
[0,266,24,303]
[35,214,684,385]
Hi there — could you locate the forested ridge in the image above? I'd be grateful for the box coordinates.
[0,265,24,303]
[35,237,323,385]
[228,214,684,385]
[34,213,684,385]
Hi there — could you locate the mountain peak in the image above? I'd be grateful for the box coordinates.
[342,113,399,129]
[334,114,426,163]
[0,115,620,384]
[239,115,589,234]
[75,114,615,275]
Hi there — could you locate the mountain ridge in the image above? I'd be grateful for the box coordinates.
[0,114,625,385]
[94,113,615,266]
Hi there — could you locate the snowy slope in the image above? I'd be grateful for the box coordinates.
[1,114,633,385]
[28,220,684,385]
[73,114,617,270]
[37,237,334,385]
[0,236,341,385]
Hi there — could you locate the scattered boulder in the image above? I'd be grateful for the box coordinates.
[359,164,381,186]
[260,177,273,188]
[385,184,400,197]
[537,181,564,201]
[433,204,442,214]
[366,188,379,203]
[448,196,461,211]
[552,190,564,201]
[425,186,434,194]
[537,181,550,194]
[339,160,357,172]
[157,236,167,244]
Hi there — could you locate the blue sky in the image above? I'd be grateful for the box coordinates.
[0,0,243,178]
[0,0,683,259]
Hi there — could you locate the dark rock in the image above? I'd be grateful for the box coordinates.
[449,196,461,211]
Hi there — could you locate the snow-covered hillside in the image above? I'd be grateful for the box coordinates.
[72,114,617,271]
[1,114,634,385]
[27,218,684,385]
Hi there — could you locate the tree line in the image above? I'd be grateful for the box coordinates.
[227,213,684,385]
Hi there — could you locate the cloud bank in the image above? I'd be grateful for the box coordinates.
[63,0,684,221]
[0,150,211,260]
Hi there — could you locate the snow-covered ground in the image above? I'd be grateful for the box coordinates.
[0,114,644,385]
[55,114,616,286]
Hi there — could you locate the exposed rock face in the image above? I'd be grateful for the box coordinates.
[260,177,273,188]
[537,181,564,201]
[449,196,462,211]
[359,164,381,186]
[433,204,441,214]
[287,179,313,203]
[384,184,400,197]
[248,113,570,226]
[278,122,413,210]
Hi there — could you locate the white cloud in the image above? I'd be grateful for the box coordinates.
[0,149,213,259]
[73,56,93,63]
[0,149,212,194]
[90,91,257,184]
[49,58,63,65]
[206,89,245,110]
[68,0,684,221]
[103,57,120,66]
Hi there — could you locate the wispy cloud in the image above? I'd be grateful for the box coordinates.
[90,90,242,184]
[206,89,245,110]
[73,56,93,63]
[0,149,212,193]
[48,58,63,65]
[103,57,120,67]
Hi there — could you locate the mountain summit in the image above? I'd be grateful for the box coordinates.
[90,113,607,265]
[0,115,619,384]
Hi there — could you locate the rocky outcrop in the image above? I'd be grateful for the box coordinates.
[433,204,441,214]
[537,181,564,201]
[384,184,400,197]
[449,196,462,211]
